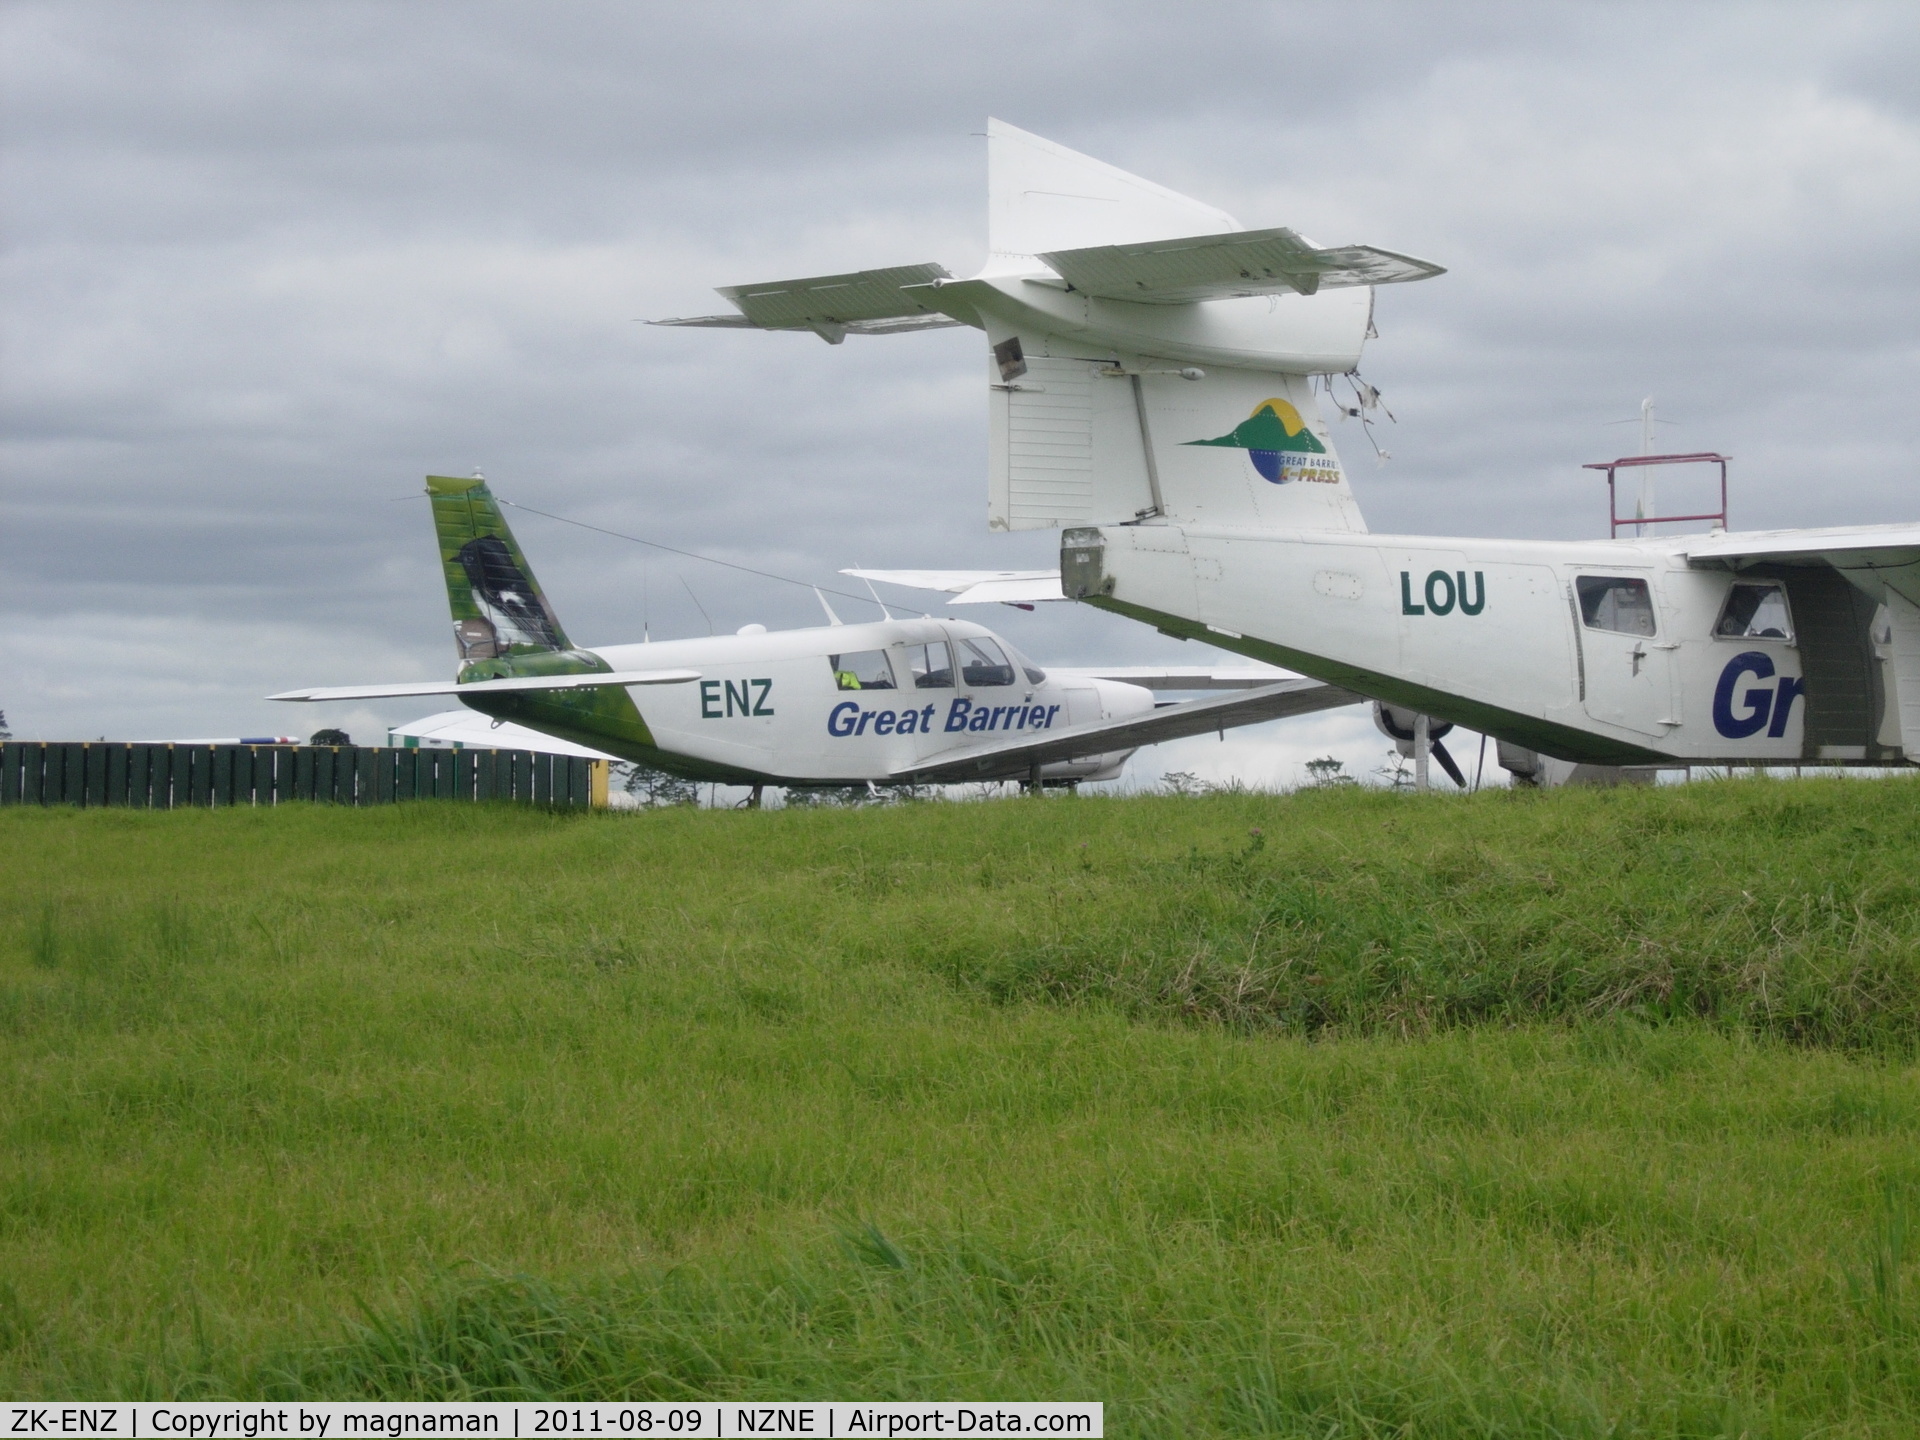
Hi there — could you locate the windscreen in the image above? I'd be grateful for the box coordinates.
[1715,583,1792,641]
[956,636,1016,687]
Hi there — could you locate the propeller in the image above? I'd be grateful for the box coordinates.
[1370,702,1467,789]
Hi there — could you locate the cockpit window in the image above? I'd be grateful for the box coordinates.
[903,642,953,689]
[829,650,896,691]
[1576,576,1657,637]
[1003,641,1047,686]
[1716,582,1793,642]
[956,635,1016,687]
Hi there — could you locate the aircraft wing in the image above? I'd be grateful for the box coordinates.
[891,679,1363,784]
[652,263,965,343]
[1045,664,1303,691]
[269,669,701,702]
[1682,524,1920,576]
[842,567,1065,605]
[1038,226,1446,303]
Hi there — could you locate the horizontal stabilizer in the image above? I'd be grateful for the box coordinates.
[656,263,961,342]
[1040,226,1445,303]
[270,669,700,702]
[388,709,622,761]
[648,313,760,329]
[893,679,1363,784]
[653,312,963,338]
[842,567,1065,605]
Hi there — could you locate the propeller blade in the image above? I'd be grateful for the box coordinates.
[1430,736,1467,788]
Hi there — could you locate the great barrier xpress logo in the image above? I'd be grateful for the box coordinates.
[1186,399,1341,485]
[1712,651,1803,739]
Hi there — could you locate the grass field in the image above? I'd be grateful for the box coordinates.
[2,778,1918,1434]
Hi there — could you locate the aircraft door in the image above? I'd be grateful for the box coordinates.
[1574,574,1676,739]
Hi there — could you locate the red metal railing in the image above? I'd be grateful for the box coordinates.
[1583,452,1729,538]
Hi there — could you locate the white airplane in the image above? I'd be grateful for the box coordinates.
[268,473,1357,798]
[662,119,1920,778]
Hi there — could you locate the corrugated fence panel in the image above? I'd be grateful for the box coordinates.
[61,745,86,806]
[0,743,603,809]
[22,745,48,805]
[0,743,21,806]
[107,744,129,806]
[127,745,153,808]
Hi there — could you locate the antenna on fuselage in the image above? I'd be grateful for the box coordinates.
[814,587,844,626]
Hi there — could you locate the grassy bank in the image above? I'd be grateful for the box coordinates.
[2,779,1918,1433]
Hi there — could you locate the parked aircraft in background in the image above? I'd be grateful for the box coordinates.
[270,474,1357,798]
[667,119,1920,779]
[853,565,1474,786]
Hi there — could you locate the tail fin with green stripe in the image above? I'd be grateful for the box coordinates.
[422,473,663,757]
[427,473,571,660]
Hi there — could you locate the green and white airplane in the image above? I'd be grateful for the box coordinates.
[663,120,1920,779]
[270,473,1357,792]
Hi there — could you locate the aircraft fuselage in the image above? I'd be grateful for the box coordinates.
[1069,524,1904,767]
[463,615,1152,786]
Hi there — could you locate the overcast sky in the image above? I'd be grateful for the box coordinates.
[3,1,1916,790]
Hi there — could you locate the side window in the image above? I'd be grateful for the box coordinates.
[1716,582,1793,641]
[956,635,1016,687]
[829,650,896,691]
[904,642,953,689]
[1575,576,1656,637]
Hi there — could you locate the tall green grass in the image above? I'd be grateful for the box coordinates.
[1,779,1917,1434]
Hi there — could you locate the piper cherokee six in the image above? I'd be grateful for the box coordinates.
[270,473,1357,790]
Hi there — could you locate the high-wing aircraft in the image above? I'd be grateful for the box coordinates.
[663,119,1920,776]
[269,473,1358,796]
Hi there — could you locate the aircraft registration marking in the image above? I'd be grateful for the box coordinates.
[1399,570,1486,616]
[699,679,774,718]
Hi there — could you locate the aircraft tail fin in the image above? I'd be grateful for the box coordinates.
[426,474,573,660]
[988,360,1372,534]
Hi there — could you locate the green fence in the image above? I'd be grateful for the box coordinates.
[0,743,608,810]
